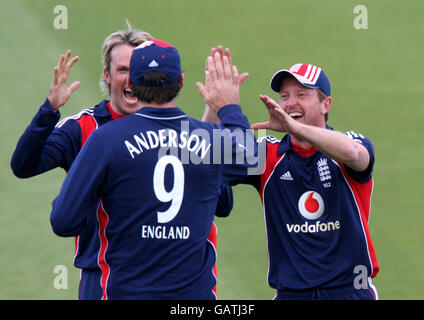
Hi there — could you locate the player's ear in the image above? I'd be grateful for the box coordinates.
[321,96,332,116]
[104,68,111,84]
[179,73,184,89]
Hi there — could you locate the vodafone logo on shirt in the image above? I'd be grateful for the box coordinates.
[298,191,324,220]
[286,191,341,234]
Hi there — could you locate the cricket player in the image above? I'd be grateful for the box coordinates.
[50,39,257,299]
[10,27,153,299]
[208,63,380,299]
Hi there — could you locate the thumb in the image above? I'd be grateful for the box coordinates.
[251,121,271,130]
[239,72,249,85]
[196,82,207,99]
[69,81,81,94]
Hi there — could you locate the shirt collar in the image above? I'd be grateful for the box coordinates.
[277,134,292,156]
[93,101,188,120]
[134,106,187,120]
[93,100,113,118]
[106,101,124,120]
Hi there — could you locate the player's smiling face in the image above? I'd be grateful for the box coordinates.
[104,44,139,116]
[279,77,330,128]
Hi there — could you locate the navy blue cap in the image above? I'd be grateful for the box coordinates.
[130,39,182,86]
[270,63,331,97]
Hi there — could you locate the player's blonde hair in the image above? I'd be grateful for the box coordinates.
[100,20,153,95]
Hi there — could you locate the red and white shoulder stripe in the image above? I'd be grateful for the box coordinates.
[55,108,95,128]
[56,108,99,147]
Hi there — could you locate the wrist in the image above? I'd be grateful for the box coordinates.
[38,98,61,123]
[217,104,241,118]
[46,96,59,112]
[289,121,305,139]
[202,104,220,123]
[46,95,59,112]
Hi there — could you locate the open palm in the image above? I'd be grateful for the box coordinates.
[251,95,295,133]
[47,50,80,111]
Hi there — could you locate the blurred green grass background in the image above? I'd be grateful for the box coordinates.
[0,0,423,299]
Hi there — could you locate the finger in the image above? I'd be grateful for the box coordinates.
[61,50,71,72]
[53,66,59,85]
[251,121,272,130]
[260,96,279,116]
[259,95,274,110]
[216,46,232,70]
[239,72,249,85]
[224,47,232,66]
[210,47,217,69]
[272,107,289,120]
[63,50,71,65]
[231,65,239,84]
[65,56,79,74]
[216,45,224,57]
[204,59,209,83]
[260,95,280,110]
[207,56,217,82]
[205,49,213,83]
[57,54,65,73]
[196,82,208,100]
[213,52,225,80]
[206,47,217,71]
[205,55,209,72]
[68,56,79,69]
[222,56,232,80]
[68,81,81,94]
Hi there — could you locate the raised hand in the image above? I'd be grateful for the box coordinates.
[197,47,248,113]
[201,46,249,123]
[47,50,81,111]
[207,46,249,87]
[251,95,299,133]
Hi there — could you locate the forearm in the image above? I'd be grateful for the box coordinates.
[201,105,220,124]
[11,99,61,177]
[292,123,370,172]
[51,132,106,237]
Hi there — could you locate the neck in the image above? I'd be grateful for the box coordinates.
[106,101,124,119]
[290,135,314,150]
[137,97,177,109]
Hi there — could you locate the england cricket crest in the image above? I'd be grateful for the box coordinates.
[317,157,332,188]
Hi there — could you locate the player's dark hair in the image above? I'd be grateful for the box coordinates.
[132,71,182,105]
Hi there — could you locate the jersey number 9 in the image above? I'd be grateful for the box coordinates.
[153,155,185,223]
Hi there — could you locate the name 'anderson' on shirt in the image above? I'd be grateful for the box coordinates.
[124,128,211,160]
